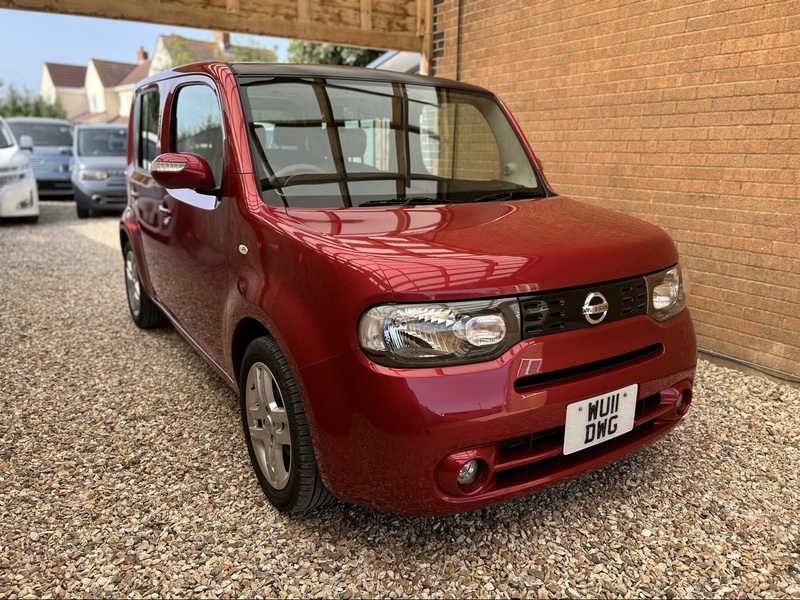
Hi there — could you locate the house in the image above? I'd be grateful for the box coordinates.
[40,63,88,120]
[76,58,142,123]
[41,32,276,124]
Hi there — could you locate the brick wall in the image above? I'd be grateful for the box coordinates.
[432,0,800,378]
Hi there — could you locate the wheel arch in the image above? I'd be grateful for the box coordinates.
[231,317,271,386]
[119,228,130,254]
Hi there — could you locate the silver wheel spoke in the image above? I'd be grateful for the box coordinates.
[271,407,291,445]
[249,424,271,445]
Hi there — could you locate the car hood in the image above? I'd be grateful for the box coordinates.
[281,196,679,299]
[0,146,28,168]
[26,145,72,158]
[74,156,126,170]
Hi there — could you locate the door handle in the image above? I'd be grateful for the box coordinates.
[158,204,173,217]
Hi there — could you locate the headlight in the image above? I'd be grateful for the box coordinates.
[646,265,686,321]
[79,168,109,180]
[0,163,31,187]
[358,298,521,367]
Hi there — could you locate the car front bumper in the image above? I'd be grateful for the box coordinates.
[298,310,696,515]
[0,178,40,218]
[73,180,128,210]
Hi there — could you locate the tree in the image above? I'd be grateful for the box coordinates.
[0,81,66,119]
[286,41,383,67]
[230,37,278,63]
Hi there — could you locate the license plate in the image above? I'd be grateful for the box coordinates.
[563,384,638,455]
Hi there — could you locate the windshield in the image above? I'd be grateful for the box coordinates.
[77,127,127,157]
[0,122,14,149]
[241,78,542,208]
[8,121,73,147]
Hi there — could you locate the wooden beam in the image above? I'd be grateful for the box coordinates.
[297,0,310,23]
[360,0,372,31]
[0,0,423,51]
[418,0,432,75]
[227,0,240,14]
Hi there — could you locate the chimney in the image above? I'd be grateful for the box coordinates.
[137,46,149,63]
[213,31,231,52]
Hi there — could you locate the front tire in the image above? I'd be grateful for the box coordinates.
[123,241,167,328]
[240,336,332,514]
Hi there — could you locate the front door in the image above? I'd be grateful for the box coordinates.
[133,80,230,366]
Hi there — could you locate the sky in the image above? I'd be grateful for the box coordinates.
[0,8,290,92]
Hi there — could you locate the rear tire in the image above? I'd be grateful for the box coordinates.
[240,336,333,514]
[123,241,167,328]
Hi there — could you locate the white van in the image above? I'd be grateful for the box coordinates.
[0,117,39,223]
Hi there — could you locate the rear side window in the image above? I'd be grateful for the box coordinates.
[172,84,223,185]
[133,89,160,171]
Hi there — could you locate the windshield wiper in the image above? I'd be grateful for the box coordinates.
[358,197,452,207]
[473,190,546,203]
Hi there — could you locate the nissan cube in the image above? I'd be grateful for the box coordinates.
[120,63,696,516]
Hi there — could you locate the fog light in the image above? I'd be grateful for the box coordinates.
[457,460,479,486]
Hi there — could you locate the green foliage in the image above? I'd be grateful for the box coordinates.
[286,41,383,67]
[0,81,66,119]
[164,36,278,70]
[164,38,196,70]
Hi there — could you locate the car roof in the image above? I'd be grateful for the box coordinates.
[5,116,72,125]
[74,123,126,130]
[139,61,494,96]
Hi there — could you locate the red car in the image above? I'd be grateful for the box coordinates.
[120,62,696,516]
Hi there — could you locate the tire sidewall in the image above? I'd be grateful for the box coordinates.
[123,243,143,326]
[239,337,303,512]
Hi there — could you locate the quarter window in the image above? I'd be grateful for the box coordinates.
[134,89,160,171]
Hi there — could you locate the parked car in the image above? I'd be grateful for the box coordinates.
[120,62,697,516]
[6,116,73,198]
[71,123,128,218]
[0,117,39,223]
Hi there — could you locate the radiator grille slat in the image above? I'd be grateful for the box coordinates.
[519,276,648,339]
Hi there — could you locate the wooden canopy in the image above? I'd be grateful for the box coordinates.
[0,0,433,73]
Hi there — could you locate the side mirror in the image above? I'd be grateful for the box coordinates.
[151,152,215,190]
[18,135,33,151]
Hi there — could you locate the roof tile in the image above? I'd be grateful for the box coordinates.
[44,63,87,88]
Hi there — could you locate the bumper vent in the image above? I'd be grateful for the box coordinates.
[520,276,648,339]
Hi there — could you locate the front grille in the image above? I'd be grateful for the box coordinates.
[520,276,648,338]
[31,156,71,176]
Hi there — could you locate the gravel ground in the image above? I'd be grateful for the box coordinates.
[1,201,799,599]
